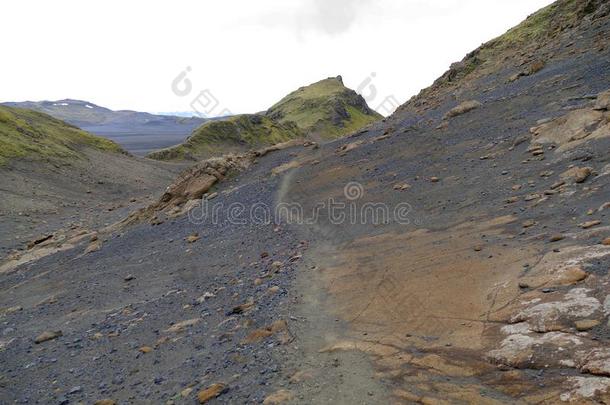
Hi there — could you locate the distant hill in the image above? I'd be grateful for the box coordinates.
[147,114,302,161]
[148,76,381,161]
[0,105,124,166]
[1,99,206,155]
[266,75,382,139]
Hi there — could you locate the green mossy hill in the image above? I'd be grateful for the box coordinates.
[147,114,302,161]
[266,76,382,139]
[0,106,124,166]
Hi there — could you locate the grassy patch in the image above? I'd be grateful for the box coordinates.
[266,76,381,138]
[0,106,123,166]
[148,114,303,161]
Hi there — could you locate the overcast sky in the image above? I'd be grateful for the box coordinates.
[2,0,554,116]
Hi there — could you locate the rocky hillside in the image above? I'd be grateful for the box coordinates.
[149,76,380,161]
[147,114,302,161]
[1,1,609,404]
[0,106,186,257]
[2,100,206,155]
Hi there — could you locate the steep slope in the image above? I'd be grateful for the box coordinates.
[147,114,302,161]
[0,105,124,165]
[0,106,186,257]
[148,76,381,161]
[2,100,206,155]
[266,75,382,138]
[1,1,609,404]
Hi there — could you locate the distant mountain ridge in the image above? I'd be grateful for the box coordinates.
[1,99,207,155]
[2,99,204,128]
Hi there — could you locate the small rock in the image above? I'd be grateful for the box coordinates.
[575,319,600,331]
[124,274,135,281]
[94,400,117,405]
[550,181,565,190]
[228,301,254,315]
[602,237,610,246]
[186,234,200,243]
[443,100,481,119]
[430,177,440,183]
[263,389,293,404]
[197,383,228,404]
[139,346,153,353]
[34,330,62,344]
[196,292,215,304]
[593,89,610,111]
[562,167,592,184]
[549,234,565,242]
[557,266,588,286]
[522,220,537,228]
[580,220,601,229]
[165,318,201,333]
[85,240,102,254]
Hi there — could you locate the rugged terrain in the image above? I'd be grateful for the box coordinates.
[2,100,206,155]
[0,106,186,259]
[148,76,381,162]
[1,0,610,404]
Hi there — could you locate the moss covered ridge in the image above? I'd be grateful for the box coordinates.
[0,106,124,166]
[266,75,382,138]
[398,0,606,114]
[147,114,302,161]
[148,76,382,161]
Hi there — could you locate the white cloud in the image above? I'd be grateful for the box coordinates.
[0,0,555,115]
